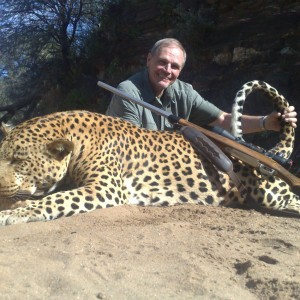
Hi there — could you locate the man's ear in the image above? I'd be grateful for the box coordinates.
[46,139,74,161]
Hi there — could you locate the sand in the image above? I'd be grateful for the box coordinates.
[1,204,299,300]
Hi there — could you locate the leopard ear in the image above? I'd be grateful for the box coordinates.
[46,139,74,161]
[0,122,14,136]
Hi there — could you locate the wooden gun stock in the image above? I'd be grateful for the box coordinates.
[177,118,300,193]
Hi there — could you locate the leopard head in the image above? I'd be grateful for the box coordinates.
[0,132,74,202]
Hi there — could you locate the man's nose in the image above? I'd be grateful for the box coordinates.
[164,63,171,73]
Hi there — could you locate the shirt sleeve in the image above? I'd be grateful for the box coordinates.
[106,84,142,127]
[188,88,222,125]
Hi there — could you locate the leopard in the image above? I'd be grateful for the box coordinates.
[0,80,299,225]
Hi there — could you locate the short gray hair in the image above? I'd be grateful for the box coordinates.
[150,38,187,65]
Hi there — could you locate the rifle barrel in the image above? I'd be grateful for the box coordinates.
[97,81,171,119]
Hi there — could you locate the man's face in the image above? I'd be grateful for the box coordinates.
[147,46,185,97]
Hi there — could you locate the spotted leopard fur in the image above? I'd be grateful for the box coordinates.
[0,83,299,225]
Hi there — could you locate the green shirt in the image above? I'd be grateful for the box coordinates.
[106,69,222,130]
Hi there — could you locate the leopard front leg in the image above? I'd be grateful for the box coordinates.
[0,184,128,225]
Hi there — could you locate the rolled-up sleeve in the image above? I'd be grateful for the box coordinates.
[188,88,222,126]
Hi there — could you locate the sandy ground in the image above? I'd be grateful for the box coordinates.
[0,204,299,300]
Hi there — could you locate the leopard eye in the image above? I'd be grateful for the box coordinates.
[10,155,22,165]
[10,157,18,165]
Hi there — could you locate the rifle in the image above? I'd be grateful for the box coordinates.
[97,81,300,193]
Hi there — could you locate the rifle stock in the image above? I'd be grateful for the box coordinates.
[177,118,300,191]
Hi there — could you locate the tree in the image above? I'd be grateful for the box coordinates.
[0,0,104,122]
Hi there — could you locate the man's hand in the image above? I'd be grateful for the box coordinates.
[265,106,297,131]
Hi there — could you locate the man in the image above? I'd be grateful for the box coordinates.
[107,38,297,132]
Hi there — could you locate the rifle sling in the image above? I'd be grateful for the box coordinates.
[180,126,247,197]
